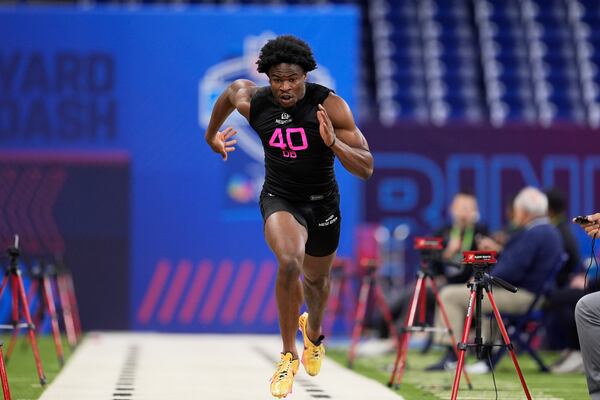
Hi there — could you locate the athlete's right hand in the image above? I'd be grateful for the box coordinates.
[207,127,238,161]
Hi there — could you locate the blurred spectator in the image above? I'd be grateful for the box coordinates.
[430,192,489,284]
[426,187,564,373]
[490,192,520,247]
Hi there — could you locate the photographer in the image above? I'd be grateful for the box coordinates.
[574,213,600,399]
[427,187,564,373]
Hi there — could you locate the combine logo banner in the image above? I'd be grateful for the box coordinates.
[198,32,335,218]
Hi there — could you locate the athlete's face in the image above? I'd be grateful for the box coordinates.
[268,64,307,108]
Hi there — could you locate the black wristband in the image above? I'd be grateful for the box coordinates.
[328,136,336,148]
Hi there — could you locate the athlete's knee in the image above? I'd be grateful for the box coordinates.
[304,273,330,292]
[276,252,303,283]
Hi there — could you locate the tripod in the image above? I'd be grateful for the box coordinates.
[347,261,400,368]
[0,237,46,385]
[388,250,472,390]
[450,260,531,400]
[17,261,64,366]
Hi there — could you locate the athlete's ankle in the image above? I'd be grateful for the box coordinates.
[282,350,299,359]
[306,325,323,345]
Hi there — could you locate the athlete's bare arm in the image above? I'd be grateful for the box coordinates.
[318,94,374,180]
[205,79,258,160]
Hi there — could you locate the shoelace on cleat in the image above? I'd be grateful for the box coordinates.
[311,347,321,359]
[306,335,325,359]
[274,359,294,382]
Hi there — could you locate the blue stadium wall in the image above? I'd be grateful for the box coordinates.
[0,6,361,332]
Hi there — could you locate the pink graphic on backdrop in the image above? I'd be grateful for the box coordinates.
[13,168,42,253]
[221,260,254,324]
[137,260,171,324]
[0,167,66,254]
[0,169,17,244]
[241,260,276,324]
[199,259,234,324]
[139,258,280,326]
[178,260,213,324]
[158,260,192,324]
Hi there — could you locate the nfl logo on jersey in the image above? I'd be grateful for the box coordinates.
[276,113,292,125]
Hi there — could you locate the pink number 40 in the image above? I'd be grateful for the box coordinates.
[268,128,308,151]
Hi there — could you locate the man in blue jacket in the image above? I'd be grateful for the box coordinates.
[427,187,564,373]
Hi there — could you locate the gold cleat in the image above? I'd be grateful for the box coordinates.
[270,352,299,398]
[298,312,325,376]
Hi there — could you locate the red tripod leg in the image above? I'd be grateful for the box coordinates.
[15,273,46,385]
[43,276,64,366]
[57,276,77,348]
[6,276,21,363]
[27,280,44,335]
[0,275,9,300]
[388,275,425,388]
[486,291,532,400]
[26,280,38,308]
[418,279,427,325]
[450,290,477,400]
[0,343,11,400]
[374,282,400,346]
[348,274,372,367]
[66,274,82,341]
[429,278,473,390]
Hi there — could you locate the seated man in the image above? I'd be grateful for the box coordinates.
[427,187,564,372]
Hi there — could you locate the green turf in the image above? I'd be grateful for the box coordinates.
[2,335,73,400]
[328,347,589,399]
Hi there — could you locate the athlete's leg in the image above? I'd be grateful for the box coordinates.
[302,252,336,341]
[265,211,308,358]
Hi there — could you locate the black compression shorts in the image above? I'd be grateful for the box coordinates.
[259,190,341,257]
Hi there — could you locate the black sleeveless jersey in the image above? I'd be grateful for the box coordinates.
[249,82,338,201]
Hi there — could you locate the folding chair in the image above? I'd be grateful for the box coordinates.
[490,253,567,371]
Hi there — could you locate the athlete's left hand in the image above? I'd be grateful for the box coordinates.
[317,104,336,147]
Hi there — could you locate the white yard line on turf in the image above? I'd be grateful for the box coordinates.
[39,332,404,400]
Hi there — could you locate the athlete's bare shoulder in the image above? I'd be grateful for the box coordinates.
[321,92,355,130]
[228,79,259,120]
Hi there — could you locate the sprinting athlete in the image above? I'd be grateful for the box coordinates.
[205,35,373,398]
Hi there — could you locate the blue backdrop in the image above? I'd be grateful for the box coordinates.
[0,6,360,332]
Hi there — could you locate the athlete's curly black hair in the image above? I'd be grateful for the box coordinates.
[256,35,317,74]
